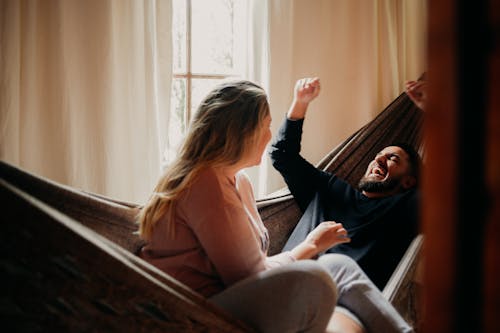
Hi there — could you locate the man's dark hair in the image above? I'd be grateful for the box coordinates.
[391,142,422,182]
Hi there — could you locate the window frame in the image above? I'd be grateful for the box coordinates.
[172,0,240,128]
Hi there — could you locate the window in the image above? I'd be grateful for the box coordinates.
[167,0,248,162]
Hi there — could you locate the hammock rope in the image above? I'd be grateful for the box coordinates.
[0,85,424,331]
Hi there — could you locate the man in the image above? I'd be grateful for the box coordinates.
[269,77,426,290]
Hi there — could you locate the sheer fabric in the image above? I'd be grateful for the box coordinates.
[0,0,173,203]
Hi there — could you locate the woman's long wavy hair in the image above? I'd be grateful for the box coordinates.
[137,80,270,240]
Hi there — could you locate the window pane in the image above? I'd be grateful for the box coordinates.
[191,0,235,75]
[166,78,187,162]
[191,78,226,116]
[172,0,187,73]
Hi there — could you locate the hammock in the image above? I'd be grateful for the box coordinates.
[0,89,424,332]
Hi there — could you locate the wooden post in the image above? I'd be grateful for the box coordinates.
[424,0,500,332]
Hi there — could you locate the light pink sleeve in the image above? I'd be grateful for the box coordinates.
[234,171,297,269]
[181,171,267,287]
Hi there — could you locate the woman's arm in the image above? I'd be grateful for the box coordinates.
[185,171,267,287]
[290,221,350,260]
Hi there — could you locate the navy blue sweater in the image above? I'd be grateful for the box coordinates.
[269,118,419,290]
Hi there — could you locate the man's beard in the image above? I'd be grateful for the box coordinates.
[358,177,400,193]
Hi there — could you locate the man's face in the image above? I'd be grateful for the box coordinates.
[358,146,416,196]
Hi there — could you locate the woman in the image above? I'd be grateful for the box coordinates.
[137,80,413,333]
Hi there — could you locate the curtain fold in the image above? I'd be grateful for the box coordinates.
[241,0,270,198]
[0,0,173,203]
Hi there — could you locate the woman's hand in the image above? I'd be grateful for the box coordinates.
[291,221,350,260]
[287,77,321,120]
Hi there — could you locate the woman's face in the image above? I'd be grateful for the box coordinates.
[244,114,272,168]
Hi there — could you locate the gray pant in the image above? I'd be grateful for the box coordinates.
[317,254,414,333]
[210,260,337,333]
[210,254,414,333]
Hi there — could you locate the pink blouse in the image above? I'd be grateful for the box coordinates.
[139,167,295,297]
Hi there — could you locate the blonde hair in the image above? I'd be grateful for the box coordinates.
[137,80,270,239]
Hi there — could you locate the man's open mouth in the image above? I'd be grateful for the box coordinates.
[370,164,387,178]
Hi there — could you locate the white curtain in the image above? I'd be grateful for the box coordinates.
[265,0,428,194]
[0,0,172,203]
[0,0,427,201]
[241,0,270,198]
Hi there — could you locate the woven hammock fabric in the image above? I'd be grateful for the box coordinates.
[0,88,424,332]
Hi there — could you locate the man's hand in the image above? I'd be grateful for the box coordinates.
[294,77,321,104]
[287,77,321,120]
[405,80,427,111]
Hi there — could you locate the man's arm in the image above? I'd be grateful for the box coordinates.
[287,78,321,120]
[405,80,427,111]
[269,78,331,212]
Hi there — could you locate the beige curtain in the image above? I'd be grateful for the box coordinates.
[241,0,271,198]
[265,0,427,194]
[0,0,172,203]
